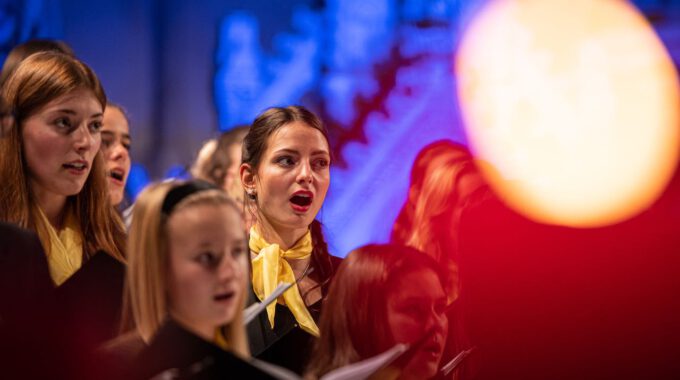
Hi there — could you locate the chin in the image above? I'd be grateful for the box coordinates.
[61,184,87,197]
[216,309,238,326]
[405,357,439,380]
[110,192,123,206]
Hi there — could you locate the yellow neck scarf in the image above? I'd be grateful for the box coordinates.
[35,206,83,286]
[214,327,228,350]
[249,227,320,337]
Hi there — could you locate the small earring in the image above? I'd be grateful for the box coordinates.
[247,190,257,200]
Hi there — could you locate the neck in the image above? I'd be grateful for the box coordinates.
[254,219,309,251]
[31,181,68,230]
[254,220,313,279]
[170,312,214,343]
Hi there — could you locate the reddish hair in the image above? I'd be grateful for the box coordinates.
[306,244,445,377]
[391,140,487,298]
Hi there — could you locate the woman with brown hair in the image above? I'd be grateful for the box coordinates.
[0,50,127,378]
[101,102,132,208]
[306,244,449,380]
[0,51,126,285]
[240,105,341,374]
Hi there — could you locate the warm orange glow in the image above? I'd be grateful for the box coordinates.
[456,0,680,227]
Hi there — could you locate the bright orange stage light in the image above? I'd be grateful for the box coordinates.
[456,0,680,227]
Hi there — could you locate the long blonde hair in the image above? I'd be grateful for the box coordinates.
[126,181,249,357]
[0,51,125,262]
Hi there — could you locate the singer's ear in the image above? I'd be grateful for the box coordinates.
[241,163,256,195]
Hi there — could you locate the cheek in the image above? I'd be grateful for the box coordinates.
[22,130,59,173]
[258,170,289,199]
[316,174,330,197]
[168,262,208,308]
[387,313,423,343]
[91,135,102,153]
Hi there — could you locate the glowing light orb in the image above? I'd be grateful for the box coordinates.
[456,0,680,227]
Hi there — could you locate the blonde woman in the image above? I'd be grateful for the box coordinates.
[102,180,288,379]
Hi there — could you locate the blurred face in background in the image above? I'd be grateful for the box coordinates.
[101,106,131,206]
[224,141,243,201]
[166,203,248,340]
[387,267,449,380]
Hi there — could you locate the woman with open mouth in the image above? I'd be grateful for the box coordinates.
[102,180,286,379]
[0,50,127,378]
[240,106,342,375]
[101,103,131,208]
[0,51,126,285]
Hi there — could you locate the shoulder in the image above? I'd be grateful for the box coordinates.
[96,332,147,379]
[136,320,279,380]
[0,222,44,259]
[99,331,147,363]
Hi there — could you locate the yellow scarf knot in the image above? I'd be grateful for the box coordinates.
[35,206,83,286]
[249,227,320,337]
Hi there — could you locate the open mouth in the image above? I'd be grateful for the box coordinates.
[63,161,87,173]
[214,291,235,302]
[290,194,312,207]
[290,190,313,209]
[109,169,125,182]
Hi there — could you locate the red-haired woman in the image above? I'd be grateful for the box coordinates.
[307,244,449,380]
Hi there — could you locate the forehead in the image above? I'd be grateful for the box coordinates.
[103,107,130,134]
[390,268,445,301]
[40,88,102,111]
[167,202,244,241]
[29,88,103,117]
[265,121,329,153]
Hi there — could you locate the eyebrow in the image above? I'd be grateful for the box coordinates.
[51,109,104,119]
[101,131,132,140]
[274,148,330,156]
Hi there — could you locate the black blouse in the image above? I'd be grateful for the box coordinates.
[130,318,278,380]
[247,255,343,375]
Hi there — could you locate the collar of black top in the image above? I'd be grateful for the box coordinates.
[161,180,218,216]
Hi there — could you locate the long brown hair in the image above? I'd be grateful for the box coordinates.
[0,51,125,262]
[126,181,249,356]
[306,244,446,378]
[242,106,335,295]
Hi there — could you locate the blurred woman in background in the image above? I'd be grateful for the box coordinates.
[307,244,449,380]
[101,103,132,208]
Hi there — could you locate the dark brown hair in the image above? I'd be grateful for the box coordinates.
[0,51,125,262]
[306,244,446,377]
[242,106,335,295]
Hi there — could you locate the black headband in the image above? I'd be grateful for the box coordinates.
[161,180,218,216]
